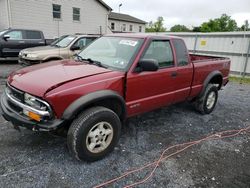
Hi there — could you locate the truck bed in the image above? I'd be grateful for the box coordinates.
[190,54,228,62]
[189,53,231,99]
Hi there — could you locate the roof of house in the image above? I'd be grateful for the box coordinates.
[97,0,112,11]
[109,12,147,24]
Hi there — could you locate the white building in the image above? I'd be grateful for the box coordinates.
[108,12,146,33]
[0,0,112,39]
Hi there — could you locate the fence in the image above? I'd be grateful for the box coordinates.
[150,31,250,77]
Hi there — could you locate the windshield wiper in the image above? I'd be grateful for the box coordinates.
[74,54,84,61]
[81,58,108,69]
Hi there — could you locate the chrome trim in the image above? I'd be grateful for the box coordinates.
[5,89,50,117]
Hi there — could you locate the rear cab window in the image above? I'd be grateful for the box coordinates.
[24,31,42,40]
[173,39,189,66]
[142,40,174,68]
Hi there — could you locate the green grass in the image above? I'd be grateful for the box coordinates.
[229,76,250,84]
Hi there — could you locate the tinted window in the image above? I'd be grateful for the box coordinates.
[73,7,80,21]
[7,31,23,40]
[25,31,42,39]
[142,40,174,68]
[53,4,61,19]
[173,39,189,66]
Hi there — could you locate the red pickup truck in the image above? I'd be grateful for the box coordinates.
[0,34,230,161]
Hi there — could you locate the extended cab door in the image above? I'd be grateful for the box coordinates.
[126,39,177,116]
[1,30,25,57]
[171,39,193,102]
[23,30,45,48]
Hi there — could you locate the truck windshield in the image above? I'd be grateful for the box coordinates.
[52,35,76,48]
[78,37,143,71]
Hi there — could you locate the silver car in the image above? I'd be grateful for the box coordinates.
[19,34,99,65]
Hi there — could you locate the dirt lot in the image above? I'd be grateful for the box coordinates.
[0,63,250,188]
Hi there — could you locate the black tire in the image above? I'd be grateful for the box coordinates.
[194,84,218,114]
[67,106,121,162]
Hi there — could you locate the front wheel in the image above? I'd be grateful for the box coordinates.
[194,84,218,114]
[67,106,121,162]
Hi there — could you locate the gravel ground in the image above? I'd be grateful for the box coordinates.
[0,64,250,188]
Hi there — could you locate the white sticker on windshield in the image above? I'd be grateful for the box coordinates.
[119,40,138,47]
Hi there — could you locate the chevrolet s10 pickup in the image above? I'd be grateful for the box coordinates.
[0,34,230,161]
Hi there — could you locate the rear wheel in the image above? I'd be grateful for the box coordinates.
[67,106,121,161]
[194,84,218,114]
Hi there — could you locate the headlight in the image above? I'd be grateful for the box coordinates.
[19,51,23,56]
[26,54,38,59]
[24,93,48,111]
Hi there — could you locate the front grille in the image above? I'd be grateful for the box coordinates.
[7,84,24,102]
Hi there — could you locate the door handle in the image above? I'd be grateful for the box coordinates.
[18,41,25,43]
[171,72,178,78]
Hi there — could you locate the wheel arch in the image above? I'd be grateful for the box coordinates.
[62,90,127,123]
[199,71,223,98]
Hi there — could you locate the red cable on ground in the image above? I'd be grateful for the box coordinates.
[93,125,250,188]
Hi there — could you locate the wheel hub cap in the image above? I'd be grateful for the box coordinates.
[86,122,114,153]
[206,91,216,109]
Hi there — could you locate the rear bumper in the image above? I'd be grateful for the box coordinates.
[0,92,66,131]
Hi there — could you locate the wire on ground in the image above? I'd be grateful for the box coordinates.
[93,125,250,188]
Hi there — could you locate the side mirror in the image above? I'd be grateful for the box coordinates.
[70,46,80,51]
[3,34,10,41]
[135,59,159,72]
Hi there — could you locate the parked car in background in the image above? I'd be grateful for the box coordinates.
[1,34,230,161]
[18,34,99,65]
[0,29,48,60]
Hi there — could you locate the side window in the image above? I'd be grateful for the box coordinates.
[25,31,42,39]
[7,30,23,40]
[142,40,174,68]
[173,39,189,66]
[74,38,95,50]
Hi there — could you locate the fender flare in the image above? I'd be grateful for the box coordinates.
[62,90,127,121]
[198,70,223,98]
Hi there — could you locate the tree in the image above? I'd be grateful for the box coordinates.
[200,14,237,32]
[146,16,166,32]
[170,25,190,32]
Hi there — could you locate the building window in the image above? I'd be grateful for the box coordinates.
[139,26,142,32]
[53,4,61,19]
[73,7,80,21]
[122,24,126,32]
[111,23,115,30]
[129,25,133,32]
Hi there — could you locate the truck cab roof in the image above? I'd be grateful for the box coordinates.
[105,33,183,40]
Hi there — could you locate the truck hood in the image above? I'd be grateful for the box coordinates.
[8,60,113,97]
[22,45,60,53]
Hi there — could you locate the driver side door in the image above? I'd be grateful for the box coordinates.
[126,40,177,116]
[1,30,25,57]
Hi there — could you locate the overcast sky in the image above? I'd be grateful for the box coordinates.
[104,0,250,29]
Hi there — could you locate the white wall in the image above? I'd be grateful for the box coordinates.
[108,19,145,33]
[0,0,9,30]
[7,0,109,38]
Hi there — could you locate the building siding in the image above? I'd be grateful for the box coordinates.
[0,0,9,30]
[6,0,109,38]
[108,19,145,33]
